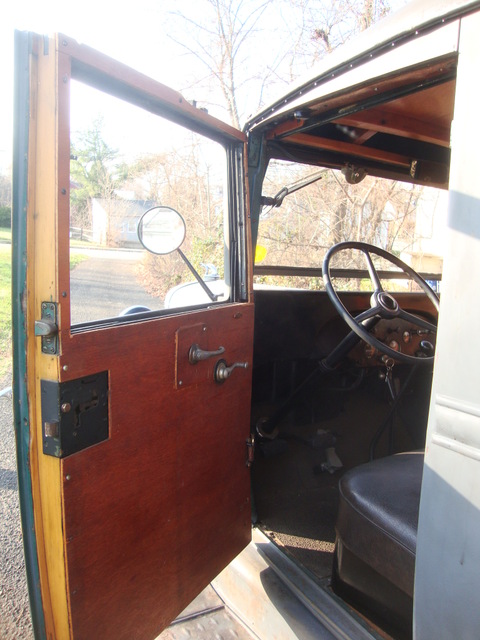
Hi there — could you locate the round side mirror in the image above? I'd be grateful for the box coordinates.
[138,206,186,255]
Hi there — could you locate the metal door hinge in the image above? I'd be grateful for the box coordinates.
[246,435,255,467]
[35,302,59,354]
[41,371,109,458]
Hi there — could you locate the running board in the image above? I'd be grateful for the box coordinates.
[212,527,382,640]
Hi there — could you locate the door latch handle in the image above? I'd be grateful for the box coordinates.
[34,319,58,337]
[189,343,225,364]
[214,359,248,383]
[35,302,59,354]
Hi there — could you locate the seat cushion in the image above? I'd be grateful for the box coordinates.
[336,451,423,597]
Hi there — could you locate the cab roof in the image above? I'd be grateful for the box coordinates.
[246,0,480,188]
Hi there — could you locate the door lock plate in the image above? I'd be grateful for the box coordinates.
[41,371,109,458]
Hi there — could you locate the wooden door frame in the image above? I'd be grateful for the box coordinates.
[13,31,253,640]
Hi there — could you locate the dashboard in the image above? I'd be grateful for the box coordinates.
[348,316,436,366]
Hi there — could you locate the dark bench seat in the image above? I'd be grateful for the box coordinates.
[332,452,424,633]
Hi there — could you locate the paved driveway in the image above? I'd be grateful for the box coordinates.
[70,247,160,324]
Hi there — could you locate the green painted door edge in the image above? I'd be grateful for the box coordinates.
[12,30,47,640]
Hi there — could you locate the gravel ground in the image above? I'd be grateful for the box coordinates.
[0,375,34,640]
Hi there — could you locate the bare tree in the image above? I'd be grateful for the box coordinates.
[167,0,398,127]
[282,0,393,73]
[168,0,276,127]
[127,137,227,298]
[256,161,423,289]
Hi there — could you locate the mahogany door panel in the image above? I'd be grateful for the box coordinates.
[59,305,254,639]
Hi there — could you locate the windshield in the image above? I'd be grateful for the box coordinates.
[255,161,445,293]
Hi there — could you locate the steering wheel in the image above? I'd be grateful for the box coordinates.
[322,242,440,364]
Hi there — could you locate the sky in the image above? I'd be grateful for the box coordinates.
[0,0,409,174]
[1,1,178,168]
[1,0,201,172]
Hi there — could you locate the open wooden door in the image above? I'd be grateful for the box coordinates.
[13,31,253,640]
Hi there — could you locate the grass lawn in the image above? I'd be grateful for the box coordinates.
[70,253,88,269]
[0,236,88,382]
[0,227,12,243]
[0,247,11,380]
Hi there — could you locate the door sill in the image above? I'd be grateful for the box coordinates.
[211,527,382,640]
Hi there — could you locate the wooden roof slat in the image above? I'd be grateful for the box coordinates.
[352,129,378,145]
[284,133,413,167]
[336,107,451,147]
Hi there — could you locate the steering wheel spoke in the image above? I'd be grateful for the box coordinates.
[397,308,437,333]
[355,305,383,323]
[323,241,440,364]
[363,249,383,293]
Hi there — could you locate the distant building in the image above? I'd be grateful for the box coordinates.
[91,198,157,247]
[401,187,447,275]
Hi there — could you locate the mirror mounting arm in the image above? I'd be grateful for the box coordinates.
[177,248,218,302]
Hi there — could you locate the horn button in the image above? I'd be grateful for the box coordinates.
[377,292,399,315]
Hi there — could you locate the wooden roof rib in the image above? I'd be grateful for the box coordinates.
[261,66,456,188]
[247,1,470,189]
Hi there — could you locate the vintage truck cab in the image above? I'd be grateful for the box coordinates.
[12,1,480,638]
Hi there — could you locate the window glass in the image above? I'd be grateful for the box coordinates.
[255,160,445,292]
[69,80,228,326]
